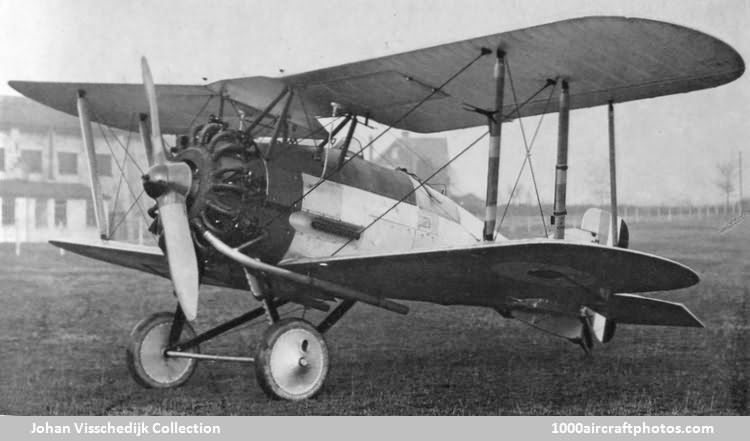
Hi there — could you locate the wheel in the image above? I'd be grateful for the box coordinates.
[255,318,329,401]
[126,311,199,389]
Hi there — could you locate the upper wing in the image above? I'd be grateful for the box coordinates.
[279,239,699,307]
[8,78,327,138]
[11,17,742,136]
[277,16,743,132]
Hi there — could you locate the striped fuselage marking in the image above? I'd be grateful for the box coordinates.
[282,173,486,261]
[273,149,489,261]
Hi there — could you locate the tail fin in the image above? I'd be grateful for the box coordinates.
[580,208,628,248]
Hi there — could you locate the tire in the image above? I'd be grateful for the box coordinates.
[126,311,199,389]
[255,318,329,401]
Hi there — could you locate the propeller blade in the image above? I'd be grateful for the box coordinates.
[141,56,200,321]
[159,195,200,321]
[140,57,166,165]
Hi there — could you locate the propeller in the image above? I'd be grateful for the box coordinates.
[140,57,200,321]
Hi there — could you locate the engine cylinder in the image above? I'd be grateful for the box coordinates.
[171,127,283,261]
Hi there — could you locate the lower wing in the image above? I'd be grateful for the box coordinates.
[280,239,699,307]
[51,238,700,326]
[50,239,168,278]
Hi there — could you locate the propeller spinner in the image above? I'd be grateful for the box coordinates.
[141,57,200,321]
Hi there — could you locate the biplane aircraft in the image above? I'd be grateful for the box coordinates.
[10,16,744,400]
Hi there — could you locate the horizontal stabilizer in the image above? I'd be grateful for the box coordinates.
[608,293,704,327]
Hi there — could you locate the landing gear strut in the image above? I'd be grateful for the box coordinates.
[250,275,330,400]
[576,307,595,355]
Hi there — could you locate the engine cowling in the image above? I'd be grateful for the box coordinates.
[150,122,294,265]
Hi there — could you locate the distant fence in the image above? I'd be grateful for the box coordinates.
[483,200,746,220]
[491,201,747,237]
[618,203,744,222]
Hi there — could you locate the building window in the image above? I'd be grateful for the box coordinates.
[58,152,78,175]
[96,154,112,176]
[86,199,97,226]
[2,197,15,226]
[21,150,43,173]
[54,199,67,227]
[0,148,5,171]
[35,199,48,228]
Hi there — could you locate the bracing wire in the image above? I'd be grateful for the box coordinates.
[260,49,491,230]
[381,124,440,174]
[377,129,480,239]
[91,117,152,230]
[498,84,557,232]
[330,77,558,254]
[330,130,490,256]
[503,61,554,236]
[90,109,146,176]
[109,113,136,236]
[109,190,146,236]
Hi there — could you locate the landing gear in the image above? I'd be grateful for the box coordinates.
[126,296,348,400]
[126,311,200,388]
[255,318,329,401]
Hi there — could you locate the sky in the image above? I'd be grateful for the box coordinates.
[0,0,747,205]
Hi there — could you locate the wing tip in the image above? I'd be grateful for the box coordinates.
[687,268,701,287]
[673,261,701,290]
[48,239,72,251]
[7,80,32,96]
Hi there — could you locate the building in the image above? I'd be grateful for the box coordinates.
[376,132,453,195]
[0,95,148,244]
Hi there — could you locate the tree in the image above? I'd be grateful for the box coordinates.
[715,161,736,214]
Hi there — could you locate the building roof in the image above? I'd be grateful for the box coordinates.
[0,95,84,132]
[382,134,450,168]
[378,133,452,190]
[0,179,91,199]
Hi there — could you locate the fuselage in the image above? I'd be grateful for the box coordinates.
[272,146,490,262]
[182,138,498,289]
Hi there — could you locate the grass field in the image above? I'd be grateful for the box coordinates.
[0,218,747,415]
